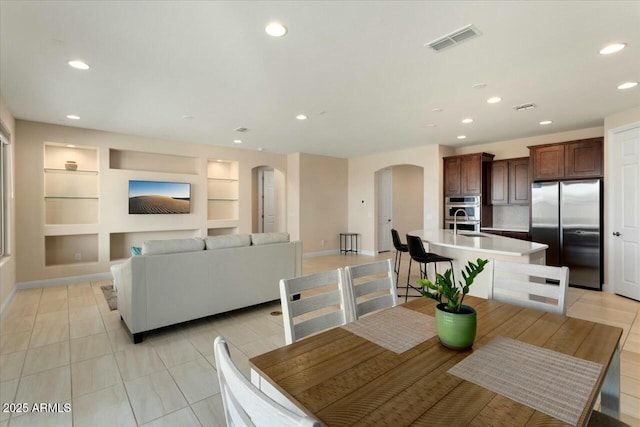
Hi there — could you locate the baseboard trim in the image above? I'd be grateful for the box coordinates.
[303,249,377,258]
[16,272,113,290]
[0,285,16,316]
[303,249,340,258]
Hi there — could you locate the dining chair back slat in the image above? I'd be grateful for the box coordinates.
[290,292,343,317]
[280,269,349,344]
[345,259,398,320]
[489,259,570,315]
[213,336,321,427]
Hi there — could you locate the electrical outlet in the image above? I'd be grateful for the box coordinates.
[75,253,82,261]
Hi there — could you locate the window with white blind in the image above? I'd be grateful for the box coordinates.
[0,123,10,257]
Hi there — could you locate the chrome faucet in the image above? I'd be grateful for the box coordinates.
[453,209,469,235]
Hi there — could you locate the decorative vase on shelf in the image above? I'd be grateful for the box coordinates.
[416,258,488,350]
[65,161,78,171]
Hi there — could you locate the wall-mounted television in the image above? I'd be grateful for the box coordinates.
[128,180,191,214]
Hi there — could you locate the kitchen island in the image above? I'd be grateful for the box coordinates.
[408,229,548,298]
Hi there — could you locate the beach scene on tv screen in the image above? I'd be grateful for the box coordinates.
[129,181,190,214]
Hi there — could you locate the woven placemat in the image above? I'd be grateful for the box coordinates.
[341,306,437,354]
[448,336,603,426]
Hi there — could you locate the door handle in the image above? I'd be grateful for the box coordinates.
[387,219,392,222]
[613,232,621,236]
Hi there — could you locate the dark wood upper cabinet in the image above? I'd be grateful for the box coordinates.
[565,138,603,178]
[444,157,462,196]
[531,144,565,180]
[509,158,530,205]
[461,154,482,195]
[443,153,494,196]
[490,161,509,204]
[529,137,603,181]
[490,158,530,205]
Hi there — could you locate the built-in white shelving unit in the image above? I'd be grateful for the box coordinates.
[207,160,239,234]
[43,143,100,266]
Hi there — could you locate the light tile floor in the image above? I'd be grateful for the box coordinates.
[0,252,638,426]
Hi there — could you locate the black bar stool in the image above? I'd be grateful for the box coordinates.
[405,235,455,302]
[390,229,409,295]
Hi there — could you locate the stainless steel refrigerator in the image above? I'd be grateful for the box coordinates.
[531,180,603,290]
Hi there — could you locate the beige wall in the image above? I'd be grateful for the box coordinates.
[297,153,348,254]
[14,120,288,283]
[286,153,301,242]
[391,165,424,240]
[348,144,449,254]
[0,97,16,312]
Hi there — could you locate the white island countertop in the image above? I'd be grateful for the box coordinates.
[408,229,548,257]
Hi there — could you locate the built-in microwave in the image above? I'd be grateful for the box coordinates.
[445,196,481,206]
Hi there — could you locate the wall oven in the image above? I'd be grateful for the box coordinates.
[445,195,481,222]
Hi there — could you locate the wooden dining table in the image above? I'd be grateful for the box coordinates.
[249,296,622,427]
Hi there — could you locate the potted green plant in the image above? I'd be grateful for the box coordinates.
[417,258,488,350]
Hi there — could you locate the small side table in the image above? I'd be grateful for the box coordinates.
[340,233,360,254]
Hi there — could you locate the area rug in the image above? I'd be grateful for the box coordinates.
[100,285,117,311]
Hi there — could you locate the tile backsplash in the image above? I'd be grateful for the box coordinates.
[492,205,529,230]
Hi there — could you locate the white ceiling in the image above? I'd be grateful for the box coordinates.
[1,1,639,158]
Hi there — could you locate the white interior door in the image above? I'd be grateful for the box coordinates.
[377,168,392,252]
[611,123,640,301]
[259,168,276,233]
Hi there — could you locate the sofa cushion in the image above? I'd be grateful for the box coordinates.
[205,234,251,250]
[142,238,205,255]
[250,232,290,246]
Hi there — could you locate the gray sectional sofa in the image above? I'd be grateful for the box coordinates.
[111,232,302,343]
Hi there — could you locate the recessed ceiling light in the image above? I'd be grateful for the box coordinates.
[457,135,467,140]
[426,123,436,127]
[257,148,264,152]
[216,160,223,163]
[296,114,307,120]
[66,144,76,148]
[68,60,90,70]
[182,115,194,119]
[265,22,287,37]
[462,118,473,124]
[431,108,443,113]
[233,140,242,144]
[599,43,626,55]
[487,96,502,104]
[539,120,553,125]
[617,81,638,90]
[472,83,486,89]
[66,114,80,120]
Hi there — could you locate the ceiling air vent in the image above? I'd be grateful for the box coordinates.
[512,103,537,112]
[426,25,481,52]
[234,127,249,132]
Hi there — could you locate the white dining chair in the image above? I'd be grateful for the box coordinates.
[345,259,398,320]
[213,336,320,427]
[280,269,350,345]
[489,259,570,315]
